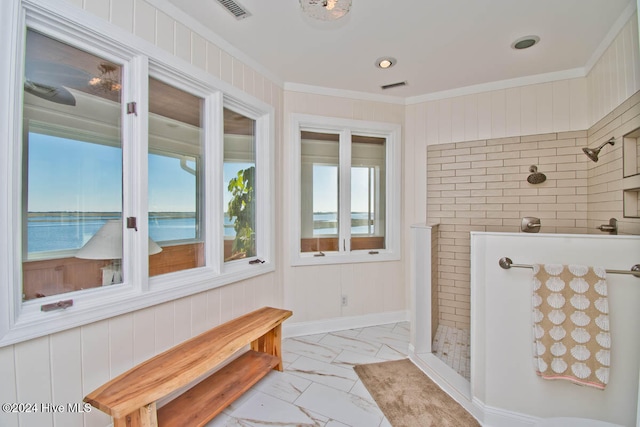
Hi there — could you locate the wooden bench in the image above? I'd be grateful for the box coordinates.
[84,306,293,427]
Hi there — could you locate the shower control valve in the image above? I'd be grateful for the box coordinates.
[521,217,541,233]
[596,218,617,235]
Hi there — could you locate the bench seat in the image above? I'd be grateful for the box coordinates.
[84,306,292,427]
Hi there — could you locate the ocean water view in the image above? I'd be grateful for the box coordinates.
[26,213,234,254]
[312,212,374,235]
[26,212,376,253]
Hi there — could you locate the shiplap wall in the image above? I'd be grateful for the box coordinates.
[408,78,589,147]
[588,11,640,125]
[0,1,284,426]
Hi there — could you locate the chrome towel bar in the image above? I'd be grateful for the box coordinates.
[498,257,640,278]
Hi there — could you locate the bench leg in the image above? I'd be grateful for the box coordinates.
[114,402,158,427]
[251,324,284,371]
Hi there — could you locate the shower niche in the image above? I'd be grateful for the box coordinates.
[623,127,640,218]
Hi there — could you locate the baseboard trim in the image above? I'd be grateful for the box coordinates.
[282,310,409,338]
[473,397,540,427]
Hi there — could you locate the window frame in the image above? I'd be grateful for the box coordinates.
[290,114,401,266]
[0,0,275,347]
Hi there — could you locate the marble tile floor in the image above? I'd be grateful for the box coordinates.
[431,324,471,381]
[205,322,410,427]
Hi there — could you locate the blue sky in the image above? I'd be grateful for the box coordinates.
[148,153,197,212]
[28,133,249,213]
[28,133,122,212]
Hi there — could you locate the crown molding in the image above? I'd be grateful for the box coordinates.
[285,67,587,106]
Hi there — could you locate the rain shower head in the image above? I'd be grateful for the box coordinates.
[527,165,546,184]
[582,137,615,162]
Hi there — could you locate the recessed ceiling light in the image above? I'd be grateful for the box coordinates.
[375,57,396,69]
[511,35,540,50]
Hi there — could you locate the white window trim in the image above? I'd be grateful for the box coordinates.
[0,0,275,347]
[289,114,401,266]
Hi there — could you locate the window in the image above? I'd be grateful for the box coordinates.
[300,131,340,253]
[291,115,401,265]
[351,135,386,250]
[0,1,274,346]
[223,107,256,262]
[148,77,204,277]
[22,29,125,298]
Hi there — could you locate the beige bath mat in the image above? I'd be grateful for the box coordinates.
[354,359,480,427]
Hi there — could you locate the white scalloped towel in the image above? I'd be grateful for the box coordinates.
[532,264,611,389]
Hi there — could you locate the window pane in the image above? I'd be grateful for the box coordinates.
[300,131,339,253]
[224,108,256,261]
[22,29,123,300]
[148,77,204,276]
[351,135,385,250]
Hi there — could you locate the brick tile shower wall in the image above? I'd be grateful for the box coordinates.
[427,131,590,329]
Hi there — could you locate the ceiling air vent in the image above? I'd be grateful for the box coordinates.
[216,0,251,20]
[381,81,407,90]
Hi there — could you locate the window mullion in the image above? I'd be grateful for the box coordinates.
[374,166,381,236]
[368,166,373,236]
[339,130,351,253]
[254,113,273,262]
[207,92,224,275]
[123,55,149,291]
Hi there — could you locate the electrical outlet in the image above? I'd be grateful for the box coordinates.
[341,295,348,307]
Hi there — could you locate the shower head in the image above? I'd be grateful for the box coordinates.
[582,137,615,162]
[527,165,546,184]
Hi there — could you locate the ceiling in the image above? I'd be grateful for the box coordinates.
[164,0,635,100]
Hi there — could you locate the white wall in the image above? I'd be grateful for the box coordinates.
[588,10,640,125]
[407,78,589,147]
[471,232,640,426]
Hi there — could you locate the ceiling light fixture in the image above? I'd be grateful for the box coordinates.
[376,57,396,69]
[300,0,352,21]
[511,35,540,50]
